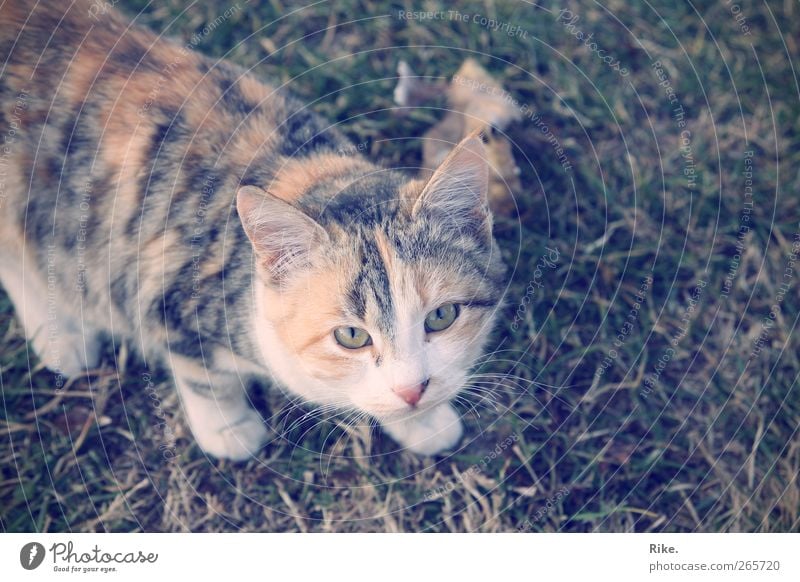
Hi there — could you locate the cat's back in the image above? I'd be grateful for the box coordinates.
[2,0,280,144]
[0,0,159,109]
[0,0,349,222]
[0,0,355,353]
[0,0,284,248]
[0,0,268,340]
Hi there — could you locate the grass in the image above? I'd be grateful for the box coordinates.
[1,0,799,532]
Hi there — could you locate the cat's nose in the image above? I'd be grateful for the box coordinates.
[392,379,430,407]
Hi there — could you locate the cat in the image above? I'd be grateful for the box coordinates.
[0,0,507,460]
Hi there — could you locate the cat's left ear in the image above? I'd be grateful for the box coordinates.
[412,130,491,238]
[237,185,328,283]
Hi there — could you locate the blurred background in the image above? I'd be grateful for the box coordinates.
[1,0,798,532]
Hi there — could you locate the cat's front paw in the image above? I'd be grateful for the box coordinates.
[32,326,103,378]
[381,403,463,456]
[194,409,269,461]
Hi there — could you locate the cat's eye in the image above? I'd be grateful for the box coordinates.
[424,303,460,333]
[334,326,372,349]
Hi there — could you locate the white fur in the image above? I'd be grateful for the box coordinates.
[251,259,486,455]
[0,255,101,378]
[380,402,463,455]
[236,137,495,457]
[171,353,268,460]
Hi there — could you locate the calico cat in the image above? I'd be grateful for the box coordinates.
[0,0,506,459]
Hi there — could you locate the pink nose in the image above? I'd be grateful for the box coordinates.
[392,379,429,407]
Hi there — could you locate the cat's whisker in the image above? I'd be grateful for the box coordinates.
[279,403,340,437]
[334,410,371,460]
[469,369,581,391]
[319,409,367,481]
[462,367,578,410]
[293,405,356,440]
[461,381,555,411]
[460,381,520,401]
[459,385,502,407]
[458,394,500,415]
[452,394,482,420]
[270,395,317,428]
[470,370,549,383]
[275,398,342,432]
[469,354,577,387]
[285,405,359,465]
[467,372,578,405]
[490,376,576,392]
[456,387,501,416]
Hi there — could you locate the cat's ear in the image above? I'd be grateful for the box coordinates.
[237,185,328,282]
[412,131,491,237]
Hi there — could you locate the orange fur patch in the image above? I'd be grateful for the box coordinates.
[265,265,364,381]
[268,154,370,202]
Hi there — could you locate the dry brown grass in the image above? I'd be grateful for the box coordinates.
[2,0,799,532]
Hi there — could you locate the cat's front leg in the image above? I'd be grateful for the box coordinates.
[380,402,463,456]
[171,355,268,461]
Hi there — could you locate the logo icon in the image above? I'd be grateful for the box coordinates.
[20,542,46,570]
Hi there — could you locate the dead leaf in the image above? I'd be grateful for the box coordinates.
[396,59,522,215]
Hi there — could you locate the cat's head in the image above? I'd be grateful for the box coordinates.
[237,134,506,423]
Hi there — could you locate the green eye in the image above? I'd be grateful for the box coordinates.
[334,326,372,349]
[425,303,460,333]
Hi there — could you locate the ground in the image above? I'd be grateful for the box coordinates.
[1,0,799,532]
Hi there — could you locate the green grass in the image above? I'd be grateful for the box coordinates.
[1,0,799,532]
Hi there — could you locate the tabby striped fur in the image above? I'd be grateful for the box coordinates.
[0,0,506,458]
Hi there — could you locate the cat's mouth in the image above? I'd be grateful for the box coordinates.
[368,391,455,422]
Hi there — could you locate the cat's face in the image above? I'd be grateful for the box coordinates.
[238,135,506,422]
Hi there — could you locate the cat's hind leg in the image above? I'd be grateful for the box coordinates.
[170,353,268,460]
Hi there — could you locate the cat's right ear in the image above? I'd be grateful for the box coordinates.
[411,131,491,239]
[237,185,328,283]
